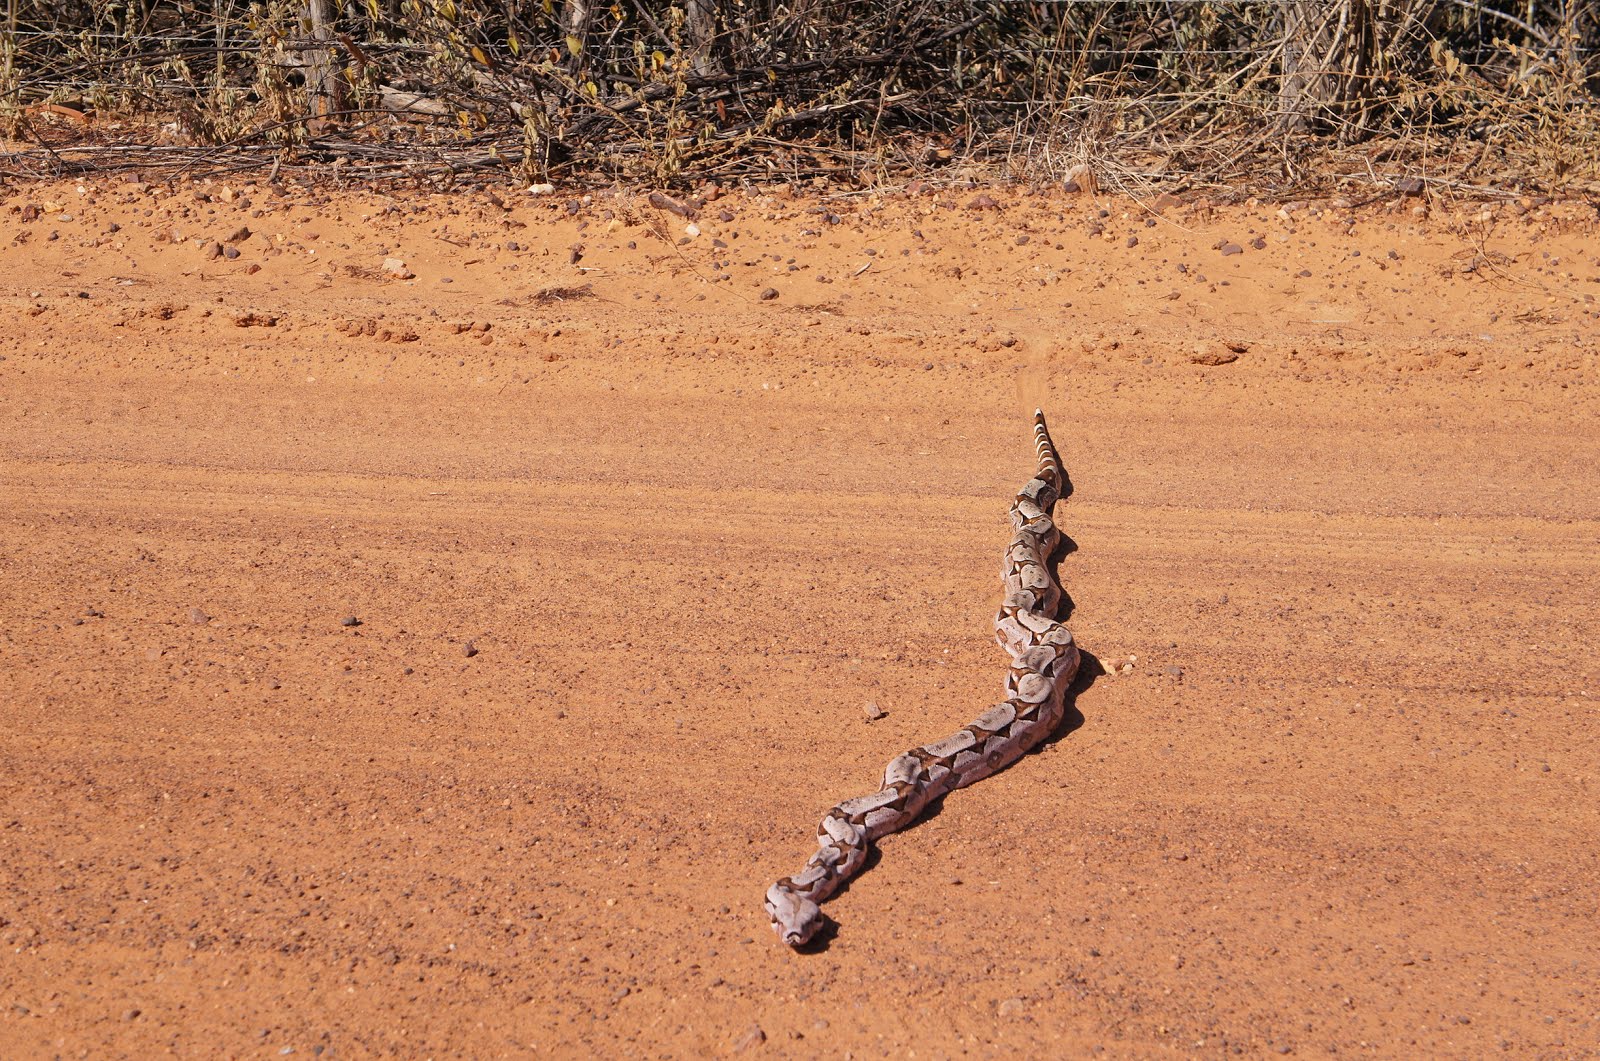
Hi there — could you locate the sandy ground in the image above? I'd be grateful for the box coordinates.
[1,176,1597,1058]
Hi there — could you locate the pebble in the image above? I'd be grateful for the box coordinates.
[966,193,1001,210]
[1219,242,1243,256]
[647,191,692,218]
[462,640,479,658]
[998,997,1025,1018]
[188,607,210,624]
[732,1024,766,1053]
[205,242,223,260]
[759,287,779,301]
[864,701,887,722]
[1063,164,1096,194]
[1163,665,1184,678]
[1396,176,1425,196]
[340,616,361,627]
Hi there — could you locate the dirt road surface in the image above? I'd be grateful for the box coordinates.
[2,179,1597,1057]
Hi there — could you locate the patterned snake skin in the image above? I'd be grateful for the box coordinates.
[765,409,1080,946]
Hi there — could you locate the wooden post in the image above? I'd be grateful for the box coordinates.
[302,0,345,132]
[685,0,720,76]
[560,0,595,76]
[1279,0,1377,140]
[1279,1,1336,134]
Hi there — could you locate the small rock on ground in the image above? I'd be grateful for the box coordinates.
[732,1023,766,1052]
[647,191,692,218]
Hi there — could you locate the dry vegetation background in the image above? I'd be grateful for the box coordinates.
[2,0,1599,193]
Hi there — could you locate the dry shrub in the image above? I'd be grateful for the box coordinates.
[0,0,1596,193]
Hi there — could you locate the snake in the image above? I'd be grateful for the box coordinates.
[765,409,1080,947]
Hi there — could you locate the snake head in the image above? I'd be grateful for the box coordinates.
[764,884,823,947]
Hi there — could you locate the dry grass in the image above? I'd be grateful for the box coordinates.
[2,1,1598,196]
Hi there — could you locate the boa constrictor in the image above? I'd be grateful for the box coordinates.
[765,409,1080,947]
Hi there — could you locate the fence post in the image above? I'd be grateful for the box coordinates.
[561,0,595,75]
[685,0,720,75]
[1278,0,1383,139]
[302,0,345,132]
[1,0,18,138]
[1279,1,1337,133]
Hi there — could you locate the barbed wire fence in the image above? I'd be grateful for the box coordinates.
[1,0,1597,193]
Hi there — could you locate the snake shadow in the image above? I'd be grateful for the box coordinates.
[794,504,1100,953]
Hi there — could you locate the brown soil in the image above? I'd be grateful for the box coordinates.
[2,178,1597,1058]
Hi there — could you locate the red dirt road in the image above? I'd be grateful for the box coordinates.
[1,179,1597,1057]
